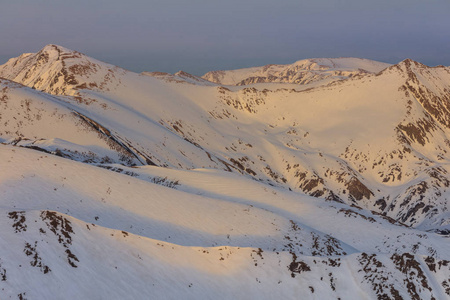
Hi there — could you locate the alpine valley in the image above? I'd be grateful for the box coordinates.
[0,45,449,299]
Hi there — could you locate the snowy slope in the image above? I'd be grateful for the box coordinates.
[0,78,141,165]
[0,145,449,299]
[1,45,450,231]
[0,45,449,299]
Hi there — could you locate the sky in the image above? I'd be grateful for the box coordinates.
[1,0,449,75]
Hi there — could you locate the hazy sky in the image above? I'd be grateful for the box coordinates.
[1,0,449,75]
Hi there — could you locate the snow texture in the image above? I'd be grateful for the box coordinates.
[0,45,449,299]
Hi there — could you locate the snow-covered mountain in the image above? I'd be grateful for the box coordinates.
[202,57,391,86]
[0,45,449,299]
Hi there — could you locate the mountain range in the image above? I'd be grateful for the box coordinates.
[0,44,449,299]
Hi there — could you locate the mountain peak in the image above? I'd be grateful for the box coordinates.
[380,58,430,77]
[174,70,192,77]
[37,44,84,62]
[398,58,428,68]
[41,44,72,52]
[0,44,129,96]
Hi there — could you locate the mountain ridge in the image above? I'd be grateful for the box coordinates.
[1,45,450,231]
[201,57,392,86]
[2,45,450,229]
[0,44,449,299]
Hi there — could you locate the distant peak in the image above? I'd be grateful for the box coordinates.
[174,70,190,76]
[176,70,203,78]
[380,59,431,76]
[40,44,73,53]
[398,58,428,68]
[37,44,85,62]
[401,58,414,63]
